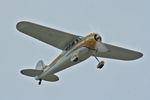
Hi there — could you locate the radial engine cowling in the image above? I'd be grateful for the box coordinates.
[94,34,102,42]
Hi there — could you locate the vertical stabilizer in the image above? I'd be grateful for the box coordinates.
[36,60,45,70]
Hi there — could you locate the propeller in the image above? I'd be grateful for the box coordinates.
[94,34,108,54]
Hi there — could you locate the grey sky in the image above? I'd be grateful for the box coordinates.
[0,0,149,100]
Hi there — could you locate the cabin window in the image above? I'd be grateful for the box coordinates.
[79,36,83,40]
[65,47,69,51]
[76,38,80,43]
[65,36,83,51]
[72,41,75,46]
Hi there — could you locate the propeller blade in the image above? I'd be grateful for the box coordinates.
[95,42,108,53]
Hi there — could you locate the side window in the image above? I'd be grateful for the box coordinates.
[68,44,71,50]
[76,39,79,43]
[78,36,83,40]
[65,36,83,51]
[72,41,75,46]
[74,40,77,44]
[65,47,69,51]
[65,43,71,51]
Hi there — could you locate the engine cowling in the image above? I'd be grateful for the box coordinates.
[94,34,102,42]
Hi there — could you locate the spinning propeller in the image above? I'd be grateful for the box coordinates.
[94,34,108,53]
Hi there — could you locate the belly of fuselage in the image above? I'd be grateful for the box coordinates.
[37,34,98,80]
[47,47,93,75]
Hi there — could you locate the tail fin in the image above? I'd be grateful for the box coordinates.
[36,60,45,70]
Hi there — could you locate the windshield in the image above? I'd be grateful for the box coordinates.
[78,36,83,40]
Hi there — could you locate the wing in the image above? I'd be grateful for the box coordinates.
[96,43,143,61]
[16,21,79,50]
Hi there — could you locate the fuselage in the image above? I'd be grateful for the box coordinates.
[36,33,98,80]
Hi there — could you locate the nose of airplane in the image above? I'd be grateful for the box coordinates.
[94,34,102,42]
[93,34,108,53]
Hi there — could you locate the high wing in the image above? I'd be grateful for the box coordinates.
[16,21,79,50]
[96,43,143,61]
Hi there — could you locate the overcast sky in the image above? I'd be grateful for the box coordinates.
[0,0,149,100]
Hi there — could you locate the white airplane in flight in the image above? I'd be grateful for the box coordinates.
[16,21,143,85]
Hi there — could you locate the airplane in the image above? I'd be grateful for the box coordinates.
[16,21,143,85]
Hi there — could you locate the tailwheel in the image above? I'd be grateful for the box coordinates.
[38,79,42,85]
[97,61,104,69]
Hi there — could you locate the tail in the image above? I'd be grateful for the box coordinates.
[35,60,45,70]
[20,60,45,77]
[20,60,59,83]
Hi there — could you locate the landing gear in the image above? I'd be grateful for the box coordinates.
[38,79,42,85]
[97,61,104,69]
[94,56,105,69]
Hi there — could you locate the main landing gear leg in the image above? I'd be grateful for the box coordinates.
[94,56,105,69]
[38,79,42,85]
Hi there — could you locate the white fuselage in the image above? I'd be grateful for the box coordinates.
[36,34,97,80]
[37,47,92,80]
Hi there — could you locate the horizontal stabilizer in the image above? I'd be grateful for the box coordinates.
[21,69,43,77]
[43,74,59,82]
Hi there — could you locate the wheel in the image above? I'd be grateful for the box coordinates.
[97,61,104,69]
[38,79,42,85]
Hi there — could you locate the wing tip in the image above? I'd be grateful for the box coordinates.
[16,21,31,31]
[20,69,43,77]
[126,52,143,61]
[20,69,24,75]
[136,52,143,59]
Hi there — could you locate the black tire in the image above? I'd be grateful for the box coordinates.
[97,63,104,69]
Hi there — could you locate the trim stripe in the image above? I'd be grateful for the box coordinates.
[67,38,97,56]
[49,54,62,67]
[48,33,97,69]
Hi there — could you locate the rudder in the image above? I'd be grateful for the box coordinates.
[36,60,45,70]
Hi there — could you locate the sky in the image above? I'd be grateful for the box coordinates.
[0,0,149,100]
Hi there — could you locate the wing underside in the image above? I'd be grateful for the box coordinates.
[21,69,43,77]
[16,21,142,60]
[96,43,143,60]
[16,21,79,50]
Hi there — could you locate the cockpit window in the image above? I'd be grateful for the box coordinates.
[76,38,80,43]
[65,36,83,51]
[72,41,75,46]
[78,36,83,40]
